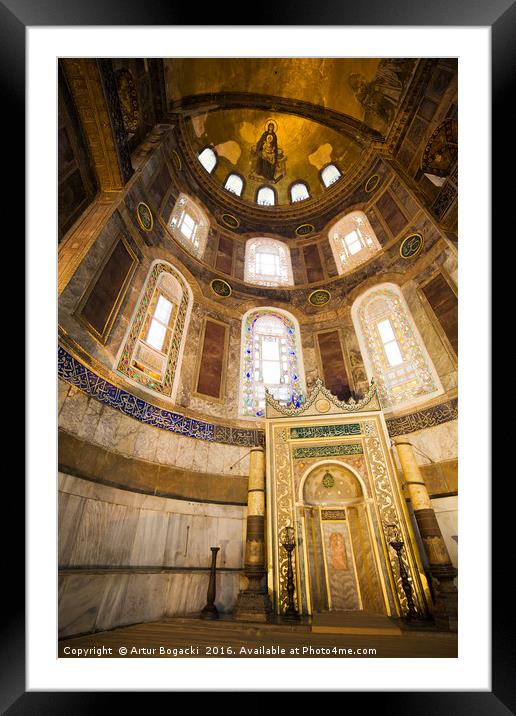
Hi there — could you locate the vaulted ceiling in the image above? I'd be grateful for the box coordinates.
[164,58,419,209]
[164,58,417,131]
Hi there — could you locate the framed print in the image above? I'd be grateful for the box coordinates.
[14,2,508,711]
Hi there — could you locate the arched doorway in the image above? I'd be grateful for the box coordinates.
[301,462,386,614]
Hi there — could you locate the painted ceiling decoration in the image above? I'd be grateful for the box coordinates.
[165,58,417,133]
[167,58,418,208]
[422,118,458,177]
[186,108,364,205]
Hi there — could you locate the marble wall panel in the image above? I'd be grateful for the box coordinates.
[58,571,242,636]
[59,474,246,571]
[165,572,206,615]
[113,412,141,456]
[67,499,140,567]
[402,419,458,465]
[133,425,159,462]
[154,429,179,465]
[59,574,106,637]
[58,387,89,434]
[163,513,193,566]
[94,572,131,631]
[59,389,252,477]
[402,280,457,393]
[191,438,209,473]
[173,435,195,470]
[58,492,86,566]
[92,407,121,450]
[432,496,458,568]
[206,441,225,475]
[129,509,170,566]
[58,378,70,414]
[119,573,170,625]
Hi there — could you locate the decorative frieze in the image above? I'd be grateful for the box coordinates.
[385,398,458,436]
[321,510,346,521]
[58,347,263,447]
[290,423,361,440]
[293,443,363,460]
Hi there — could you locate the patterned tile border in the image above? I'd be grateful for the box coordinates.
[58,347,263,447]
[385,398,458,436]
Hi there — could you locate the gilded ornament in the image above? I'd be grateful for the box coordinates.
[295,223,315,237]
[364,174,380,193]
[400,233,424,259]
[136,202,154,232]
[210,278,232,297]
[308,289,331,307]
[220,213,240,229]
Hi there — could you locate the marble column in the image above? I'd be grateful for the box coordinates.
[393,437,457,631]
[233,446,272,622]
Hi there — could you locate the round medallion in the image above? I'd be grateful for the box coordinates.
[171,150,182,172]
[220,213,240,229]
[315,399,331,414]
[308,289,331,307]
[364,174,380,193]
[210,278,232,298]
[322,471,335,489]
[136,202,153,232]
[295,223,314,237]
[400,233,424,260]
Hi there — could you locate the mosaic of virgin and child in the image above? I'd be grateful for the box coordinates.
[250,121,286,183]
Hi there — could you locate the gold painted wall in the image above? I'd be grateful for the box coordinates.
[265,405,432,617]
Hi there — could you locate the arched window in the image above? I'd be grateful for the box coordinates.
[329,210,382,275]
[321,164,341,188]
[197,147,217,174]
[256,186,275,206]
[117,261,193,400]
[168,193,210,258]
[351,283,443,410]
[224,173,244,196]
[290,182,310,203]
[244,237,294,287]
[240,309,305,417]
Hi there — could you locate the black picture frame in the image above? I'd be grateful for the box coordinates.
[10,0,506,710]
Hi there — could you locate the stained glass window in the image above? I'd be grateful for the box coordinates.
[240,309,305,417]
[321,164,341,187]
[352,283,443,410]
[244,237,294,287]
[117,262,192,399]
[224,173,244,196]
[329,211,381,275]
[198,147,217,174]
[290,182,310,203]
[256,186,275,206]
[168,193,209,258]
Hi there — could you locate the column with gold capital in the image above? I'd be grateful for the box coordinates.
[393,437,457,631]
[233,446,272,622]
